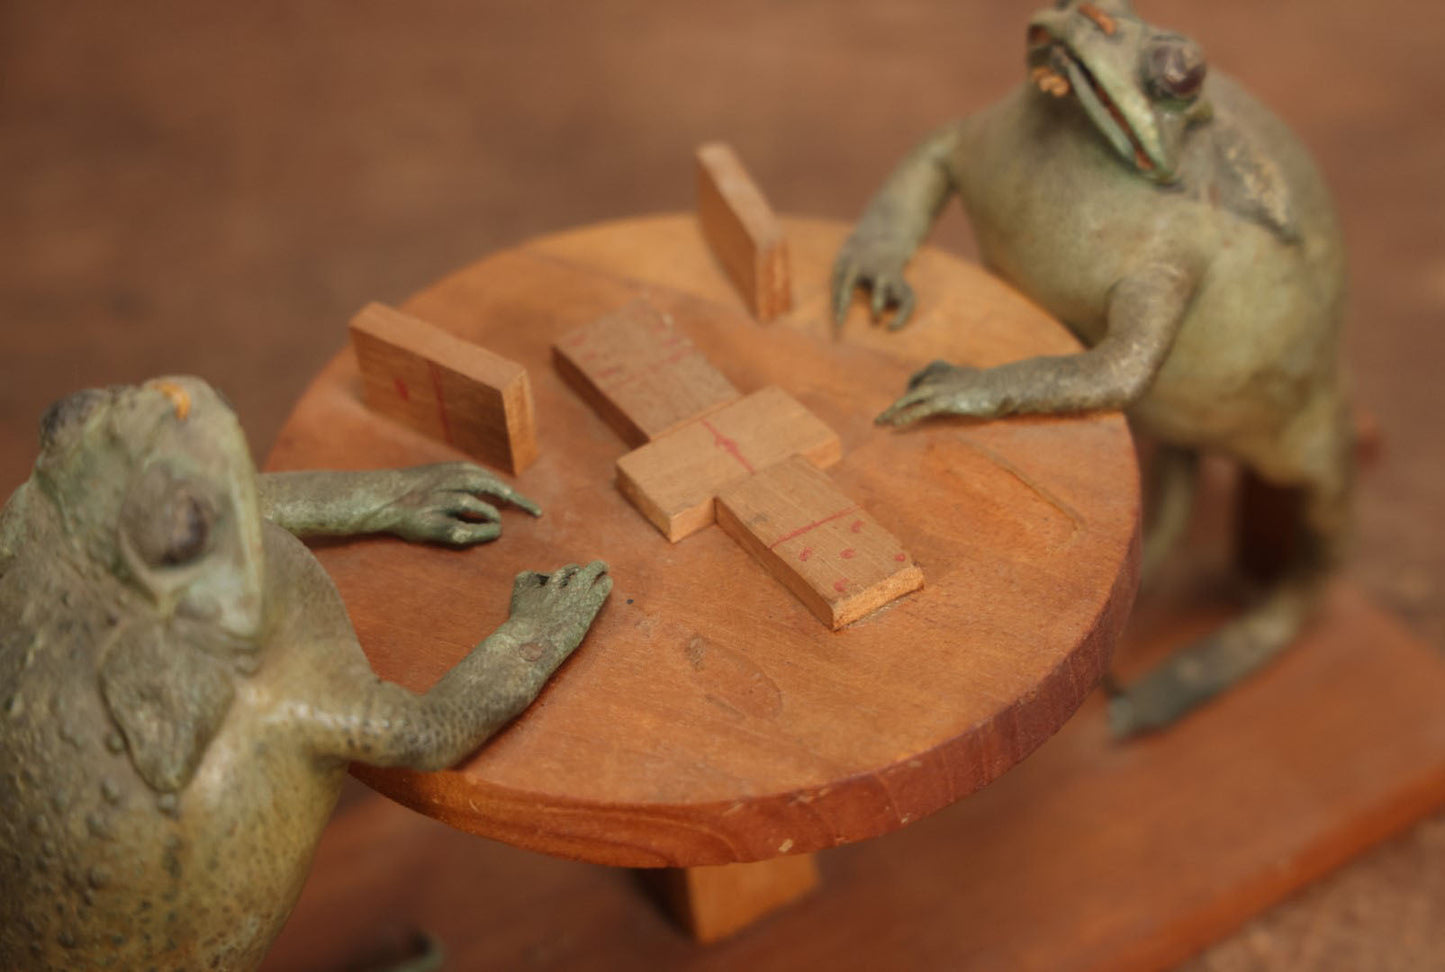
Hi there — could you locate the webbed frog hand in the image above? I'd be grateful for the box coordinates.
[505,561,613,663]
[381,461,541,547]
[876,359,1004,427]
[831,230,918,333]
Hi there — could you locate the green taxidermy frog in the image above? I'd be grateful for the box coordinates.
[833,0,1351,734]
[0,376,611,970]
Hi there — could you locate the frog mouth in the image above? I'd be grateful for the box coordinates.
[1027,31,1158,174]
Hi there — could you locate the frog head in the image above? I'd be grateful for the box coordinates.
[35,376,266,641]
[32,375,267,791]
[1026,1,1211,183]
[33,377,265,791]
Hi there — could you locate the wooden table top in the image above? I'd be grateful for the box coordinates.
[265,214,1140,868]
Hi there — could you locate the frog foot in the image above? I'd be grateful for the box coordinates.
[906,358,964,390]
[385,461,541,547]
[877,361,1001,427]
[507,561,613,657]
[831,234,918,332]
[353,930,444,972]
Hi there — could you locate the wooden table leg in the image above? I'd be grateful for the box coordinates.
[645,854,820,943]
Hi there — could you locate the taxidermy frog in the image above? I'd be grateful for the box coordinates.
[832,0,1350,735]
[0,376,612,970]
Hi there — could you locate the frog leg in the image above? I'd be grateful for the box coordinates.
[258,462,539,547]
[1108,421,1353,737]
[832,120,969,331]
[1139,443,1199,587]
[878,261,1197,425]
[293,563,611,770]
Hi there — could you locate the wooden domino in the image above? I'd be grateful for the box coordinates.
[716,456,923,629]
[616,386,841,542]
[552,298,741,447]
[350,301,538,474]
[696,142,792,323]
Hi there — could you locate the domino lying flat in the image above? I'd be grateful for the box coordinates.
[717,457,924,629]
[552,298,740,447]
[615,387,841,542]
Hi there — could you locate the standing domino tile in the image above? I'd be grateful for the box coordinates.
[350,302,538,475]
[696,142,792,323]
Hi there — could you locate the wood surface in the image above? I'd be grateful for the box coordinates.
[716,456,923,629]
[349,301,538,474]
[266,214,1140,868]
[695,143,792,322]
[551,297,741,447]
[614,386,842,542]
[647,855,820,944]
[263,581,1445,971]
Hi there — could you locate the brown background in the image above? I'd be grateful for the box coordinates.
[1,1,1441,967]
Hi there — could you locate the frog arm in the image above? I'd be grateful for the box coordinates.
[280,563,609,770]
[285,624,562,771]
[832,119,970,329]
[257,463,539,547]
[877,261,1198,425]
[851,121,965,260]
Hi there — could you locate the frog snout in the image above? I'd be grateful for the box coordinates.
[146,380,193,421]
[179,585,265,641]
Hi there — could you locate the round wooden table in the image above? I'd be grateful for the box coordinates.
[266,213,1139,938]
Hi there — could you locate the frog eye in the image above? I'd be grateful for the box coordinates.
[1145,36,1207,101]
[153,492,212,566]
[38,389,109,451]
[122,468,215,568]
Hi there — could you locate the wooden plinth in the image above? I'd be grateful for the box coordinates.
[263,580,1445,971]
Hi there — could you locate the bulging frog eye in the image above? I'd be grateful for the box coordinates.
[122,467,215,569]
[155,493,211,566]
[39,389,110,452]
[1145,36,1207,101]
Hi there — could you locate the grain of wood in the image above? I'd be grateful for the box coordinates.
[717,456,923,628]
[696,142,792,322]
[349,302,538,474]
[269,216,1140,868]
[615,386,842,542]
[551,297,740,447]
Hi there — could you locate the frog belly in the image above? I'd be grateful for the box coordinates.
[0,564,342,972]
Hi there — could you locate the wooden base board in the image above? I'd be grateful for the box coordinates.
[263,582,1445,971]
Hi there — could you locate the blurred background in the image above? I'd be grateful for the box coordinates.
[1,0,1441,967]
